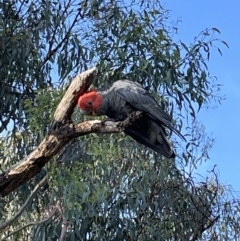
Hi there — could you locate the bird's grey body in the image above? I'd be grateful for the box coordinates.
[78,80,184,158]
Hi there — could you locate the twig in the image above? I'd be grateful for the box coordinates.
[0,175,48,232]
[0,207,57,241]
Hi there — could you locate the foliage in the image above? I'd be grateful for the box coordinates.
[0,0,237,241]
[0,0,85,132]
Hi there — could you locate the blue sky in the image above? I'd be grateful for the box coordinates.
[165,1,240,190]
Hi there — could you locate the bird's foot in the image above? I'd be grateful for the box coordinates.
[101,118,115,126]
[117,111,142,128]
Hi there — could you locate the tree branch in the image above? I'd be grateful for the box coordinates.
[0,67,97,196]
[0,63,141,197]
[40,6,81,69]
[0,113,142,196]
[0,206,57,241]
[59,218,68,241]
[50,66,98,129]
[0,175,48,232]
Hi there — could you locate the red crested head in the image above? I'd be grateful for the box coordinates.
[77,90,103,115]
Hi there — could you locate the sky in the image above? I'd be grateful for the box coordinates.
[164,0,240,191]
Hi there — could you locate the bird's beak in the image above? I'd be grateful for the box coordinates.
[79,109,90,115]
[79,109,95,116]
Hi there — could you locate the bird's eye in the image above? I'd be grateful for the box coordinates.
[88,102,92,106]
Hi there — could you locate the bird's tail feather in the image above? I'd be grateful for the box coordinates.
[125,125,175,158]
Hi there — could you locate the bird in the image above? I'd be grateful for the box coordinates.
[77,80,185,158]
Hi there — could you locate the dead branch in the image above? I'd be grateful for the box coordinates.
[0,67,97,196]
[0,64,142,197]
[50,66,98,129]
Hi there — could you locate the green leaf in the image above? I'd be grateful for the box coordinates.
[180,41,189,52]
[217,47,222,56]
[222,40,229,48]
[212,27,221,34]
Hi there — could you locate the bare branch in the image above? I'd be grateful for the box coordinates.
[0,63,142,197]
[51,66,98,129]
[59,218,68,241]
[0,206,57,241]
[0,175,48,232]
[40,11,81,69]
[0,67,97,196]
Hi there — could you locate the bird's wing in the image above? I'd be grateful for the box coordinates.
[114,80,185,140]
[125,119,175,158]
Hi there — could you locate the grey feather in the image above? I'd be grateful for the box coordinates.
[95,80,185,158]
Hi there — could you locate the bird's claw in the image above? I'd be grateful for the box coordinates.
[117,111,142,128]
[101,118,115,126]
